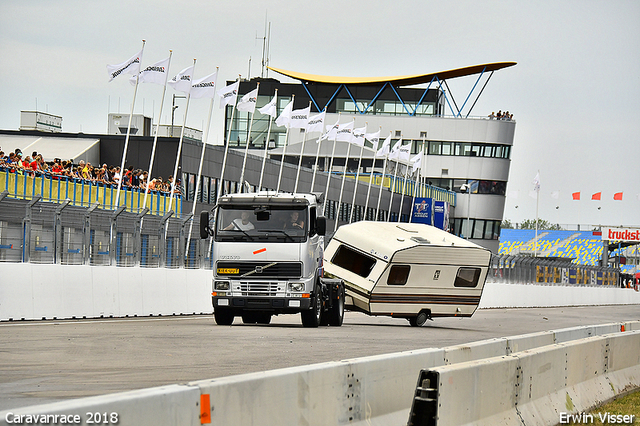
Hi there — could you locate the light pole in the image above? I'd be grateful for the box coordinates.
[460,183,471,239]
[171,94,186,137]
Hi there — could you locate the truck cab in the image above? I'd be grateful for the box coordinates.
[200,191,344,327]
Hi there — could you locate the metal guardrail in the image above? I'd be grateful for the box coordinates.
[489,253,621,286]
[0,195,210,269]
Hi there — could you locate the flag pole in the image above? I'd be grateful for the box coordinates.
[239,82,260,189]
[115,39,145,209]
[334,118,355,232]
[323,115,341,217]
[309,112,326,193]
[409,146,425,223]
[143,50,172,213]
[348,123,367,223]
[186,67,219,254]
[294,101,312,193]
[168,59,196,214]
[397,160,410,222]
[363,126,381,220]
[217,75,241,202]
[276,94,294,192]
[258,89,277,190]
[375,131,391,221]
[387,155,400,222]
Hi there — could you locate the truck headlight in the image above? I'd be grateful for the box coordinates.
[215,281,230,290]
[288,282,304,292]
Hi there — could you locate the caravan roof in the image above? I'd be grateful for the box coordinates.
[331,222,481,262]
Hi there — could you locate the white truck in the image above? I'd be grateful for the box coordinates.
[199,191,344,327]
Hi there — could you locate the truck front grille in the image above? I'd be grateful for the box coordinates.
[239,282,279,296]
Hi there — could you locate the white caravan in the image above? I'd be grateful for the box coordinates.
[323,222,492,326]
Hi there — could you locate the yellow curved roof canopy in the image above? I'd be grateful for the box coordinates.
[268,62,516,86]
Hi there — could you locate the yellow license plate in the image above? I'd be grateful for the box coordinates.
[217,268,239,274]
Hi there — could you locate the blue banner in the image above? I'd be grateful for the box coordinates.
[411,197,432,225]
[433,201,450,231]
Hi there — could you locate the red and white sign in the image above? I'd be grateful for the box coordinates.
[602,227,640,242]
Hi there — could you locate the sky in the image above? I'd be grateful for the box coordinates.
[1,0,639,228]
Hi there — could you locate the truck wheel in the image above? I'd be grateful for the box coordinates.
[409,311,429,327]
[301,288,322,328]
[214,309,234,325]
[326,288,344,326]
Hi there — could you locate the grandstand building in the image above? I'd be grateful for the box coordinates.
[499,228,640,278]
[220,62,517,252]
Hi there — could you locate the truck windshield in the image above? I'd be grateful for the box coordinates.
[215,206,308,243]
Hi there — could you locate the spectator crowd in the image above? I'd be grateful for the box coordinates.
[0,147,181,195]
[488,110,514,120]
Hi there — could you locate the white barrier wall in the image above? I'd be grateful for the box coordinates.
[479,281,640,308]
[1,263,640,321]
[2,323,639,426]
[0,263,212,321]
[424,331,640,426]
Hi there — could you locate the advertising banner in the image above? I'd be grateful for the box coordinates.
[433,201,450,231]
[602,227,640,242]
[411,197,432,225]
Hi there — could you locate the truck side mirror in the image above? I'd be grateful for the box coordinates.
[316,216,326,236]
[200,211,211,239]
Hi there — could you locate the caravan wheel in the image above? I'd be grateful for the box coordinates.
[409,311,429,327]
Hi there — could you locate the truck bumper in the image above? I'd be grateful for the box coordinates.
[213,296,312,313]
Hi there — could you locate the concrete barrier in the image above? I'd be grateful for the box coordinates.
[408,331,640,426]
[479,281,640,308]
[2,323,639,426]
[0,263,212,321]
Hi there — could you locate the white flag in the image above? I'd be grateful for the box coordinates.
[168,65,194,94]
[289,105,311,129]
[259,93,277,117]
[321,119,340,141]
[376,134,391,157]
[365,129,381,147]
[532,172,540,192]
[107,49,143,82]
[411,152,423,173]
[275,99,293,127]
[352,126,367,147]
[389,138,403,160]
[217,80,239,108]
[236,87,259,113]
[129,56,170,86]
[190,71,218,99]
[306,110,326,133]
[398,143,411,162]
[335,121,354,142]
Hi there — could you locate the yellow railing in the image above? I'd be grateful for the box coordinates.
[0,168,181,217]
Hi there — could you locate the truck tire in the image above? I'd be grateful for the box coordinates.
[326,287,344,326]
[214,309,234,325]
[301,287,322,328]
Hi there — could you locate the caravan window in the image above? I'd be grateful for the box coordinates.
[331,244,376,278]
[387,265,410,285]
[454,268,481,287]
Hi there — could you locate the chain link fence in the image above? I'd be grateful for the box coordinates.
[0,195,210,269]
